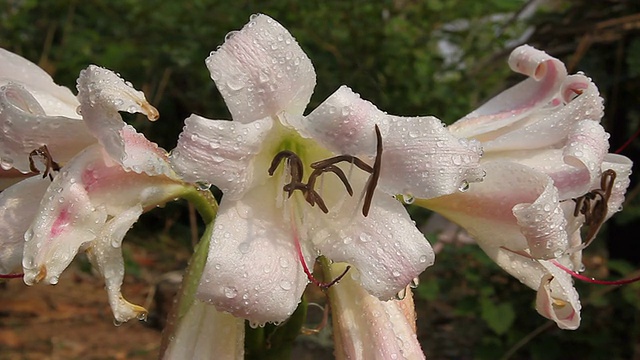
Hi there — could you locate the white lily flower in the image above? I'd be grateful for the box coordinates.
[0,48,95,274]
[170,14,485,325]
[0,48,191,323]
[418,45,633,329]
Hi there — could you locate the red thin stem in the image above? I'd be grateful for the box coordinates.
[0,273,24,279]
[551,260,640,285]
[615,126,640,154]
[289,205,349,289]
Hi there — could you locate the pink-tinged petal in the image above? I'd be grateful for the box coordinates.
[23,180,108,285]
[312,193,434,300]
[206,14,316,123]
[329,263,425,360]
[535,261,581,330]
[0,83,95,172]
[450,45,567,140]
[170,115,272,200]
[196,188,310,324]
[300,86,485,198]
[482,77,603,152]
[22,145,186,286]
[86,205,147,323]
[0,48,79,117]
[162,300,245,360]
[77,65,159,168]
[0,176,49,274]
[512,180,568,259]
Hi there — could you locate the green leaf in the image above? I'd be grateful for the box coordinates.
[480,298,515,335]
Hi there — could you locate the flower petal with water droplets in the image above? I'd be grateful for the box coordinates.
[206,14,316,123]
[170,115,272,200]
[0,176,50,274]
[196,188,310,324]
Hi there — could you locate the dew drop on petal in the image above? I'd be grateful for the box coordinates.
[224,286,238,298]
[280,280,292,290]
[419,255,428,263]
[410,277,420,288]
[458,180,470,192]
[403,194,415,204]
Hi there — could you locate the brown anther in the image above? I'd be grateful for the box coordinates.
[28,145,60,180]
[310,155,373,174]
[572,169,617,250]
[362,124,382,217]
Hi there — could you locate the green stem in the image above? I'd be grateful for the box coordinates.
[178,186,218,224]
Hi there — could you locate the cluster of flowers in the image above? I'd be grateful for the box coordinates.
[0,14,632,359]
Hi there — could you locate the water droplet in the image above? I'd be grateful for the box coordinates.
[458,180,470,192]
[392,270,401,278]
[196,181,211,191]
[395,287,407,300]
[224,286,238,298]
[280,280,292,290]
[238,242,251,254]
[403,194,415,204]
[410,277,420,288]
[279,257,289,268]
[113,319,123,327]
[49,275,59,285]
[419,255,428,263]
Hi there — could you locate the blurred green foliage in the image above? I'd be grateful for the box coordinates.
[2,0,639,359]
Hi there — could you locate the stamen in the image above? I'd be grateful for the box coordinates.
[551,259,640,285]
[570,169,616,251]
[0,273,24,279]
[362,124,382,217]
[307,165,353,196]
[310,155,373,174]
[28,145,60,180]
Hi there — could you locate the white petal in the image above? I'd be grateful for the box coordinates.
[86,205,147,323]
[512,179,568,259]
[295,86,384,156]
[120,125,175,177]
[196,188,310,324]
[300,86,485,198]
[162,300,245,360]
[0,176,49,274]
[600,153,633,220]
[206,14,316,122]
[0,48,79,117]
[312,193,434,300]
[450,45,567,140]
[77,65,159,168]
[170,115,272,200]
[0,83,95,172]
[329,263,425,360]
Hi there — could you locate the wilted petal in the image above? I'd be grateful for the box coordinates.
[86,205,146,323]
[196,188,310,324]
[312,194,434,300]
[451,45,567,139]
[0,48,79,117]
[162,300,245,360]
[0,83,94,172]
[206,14,316,122]
[77,65,159,169]
[170,115,272,200]
[329,263,425,360]
[0,176,49,274]
[300,86,484,199]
